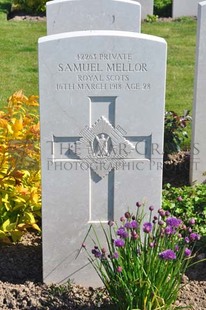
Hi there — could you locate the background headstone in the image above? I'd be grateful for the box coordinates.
[172,0,200,18]
[190,1,206,184]
[46,0,141,35]
[136,0,154,20]
[39,29,167,286]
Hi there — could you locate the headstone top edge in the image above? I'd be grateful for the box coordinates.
[199,1,206,6]
[46,0,141,7]
[38,30,167,45]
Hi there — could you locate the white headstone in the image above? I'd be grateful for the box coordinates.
[190,1,206,184]
[172,0,200,18]
[135,0,154,20]
[46,0,141,35]
[39,29,167,286]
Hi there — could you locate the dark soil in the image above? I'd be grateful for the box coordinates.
[0,231,205,309]
[163,151,190,187]
[7,11,46,22]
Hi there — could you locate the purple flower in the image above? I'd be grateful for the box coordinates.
[165,211,170,217]
[130,220,138,229]
[177,196,183,202]
[189,233,200,242]
[131,231,138,240]
[174,245,179,252]
[159,249,176,260]
[189,218,195,225]
[158,220,164,226]
[116,266,122,273]
[120,216,125,222]
[165,226,173,235]
[113,251,119,259]
[136,202,141,208]
[185,237,190,244]
[143,222,152,233]
[117,227,128,239]
[124,222,132,229]
[91,248,102,258]
[111,251,119,259]
[166,217,182,228]
[114,239,125,248]
[158,209,166,217]
[124,212,131,219]
[108,220,114,227]
[184,248,191,257]
[149,205,154,211]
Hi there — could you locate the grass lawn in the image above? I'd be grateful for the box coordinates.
[0,5,197,117]
[142,19,197,114]
[0,1,46,106]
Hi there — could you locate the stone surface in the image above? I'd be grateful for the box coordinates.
[135,0,154,20]
[172,0,200,18]
[39,30,167,286]
[190,1,206,184]
[46,0,141,35]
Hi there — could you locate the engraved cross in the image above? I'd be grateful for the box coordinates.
[48,96,152,222]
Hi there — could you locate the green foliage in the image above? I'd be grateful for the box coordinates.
[163,183,206,236]
[48,281,73,297]
[164,110,191,156]
[145,14,159,23]
[83,205,199,310]
[0,90,41,242]
[154,0,172,17]
[12,0,51,14]
[0,1,12,15]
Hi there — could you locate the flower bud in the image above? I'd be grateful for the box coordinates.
[124,212,131,219]
[177,196,183,202]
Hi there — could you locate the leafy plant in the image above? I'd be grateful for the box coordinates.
[12,0,51,14]
[0,90,41,242]
[163,183,206,236]
[146,14,159,23]
[83,204,200,310]
[164,110,191,157]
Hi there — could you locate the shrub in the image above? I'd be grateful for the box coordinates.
[154,0,172,17]
[83,204,200,309]
[0,90,41,242]
[12,0,52,14]
[164,110,191,157]
[145,14,159,23]
[163,183,206,236]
